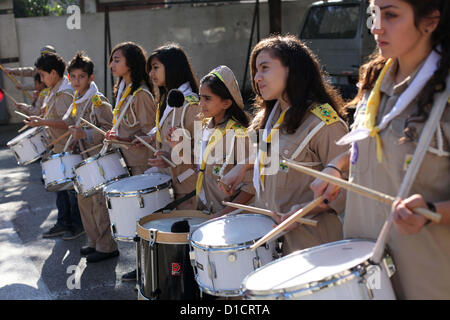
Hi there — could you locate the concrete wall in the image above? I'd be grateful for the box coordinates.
[5,0,315,123]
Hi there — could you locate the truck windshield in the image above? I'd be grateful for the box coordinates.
[301,4,360,39]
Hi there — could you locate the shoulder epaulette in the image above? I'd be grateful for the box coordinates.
[91,94,103,107]
[185,94,199,105]
[310,103,339,125]
[232,123,248,138]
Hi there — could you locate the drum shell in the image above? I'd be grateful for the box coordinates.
[189,214,278,297]
[73,150,129,197]
[104,175,174,241]
[136,210,209,300]
[7,127,50,165]
[137,239,200,300]
[41,152,83,192]
[241,239,397,300]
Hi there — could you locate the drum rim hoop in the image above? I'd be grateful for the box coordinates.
[45,178,74,191]
[77,173,130,197]
[104,175,173,197]
[188,213,276,250]
[137,210,209,242]
[41,152,83,162]
[241,239,379,298]
[7,127,46,146]
[73,149,122,170]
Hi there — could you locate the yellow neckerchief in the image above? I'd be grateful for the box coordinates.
[364,58,394,163]
[196,118,237,195]
[112,83,132,126]
[259,107,289,185]
[71,90,79,117]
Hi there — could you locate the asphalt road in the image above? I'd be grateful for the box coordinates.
[0,124,137,300]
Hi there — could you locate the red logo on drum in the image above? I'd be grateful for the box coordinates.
[171,263,181,276]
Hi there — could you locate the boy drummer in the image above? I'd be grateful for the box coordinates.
[65,52,119,263]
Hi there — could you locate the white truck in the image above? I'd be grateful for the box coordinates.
[299,0,376,99]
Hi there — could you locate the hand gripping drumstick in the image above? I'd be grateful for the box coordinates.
[134,135,177,168]
[221,201,318,227]
[0,64,33,100]
[250,196,324,251]
[79,118,131,150]
[282,159,442,223]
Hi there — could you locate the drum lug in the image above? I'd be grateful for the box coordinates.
[149,228,157,246]
[106,197,112,210]
[138,195,145,208]
[383,254,396,278]
[359,278,374,300]
[111,224,117,237]
[253,257,262,270]
[169,187,175,200]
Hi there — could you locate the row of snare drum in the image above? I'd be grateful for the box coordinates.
[6,127,397,300]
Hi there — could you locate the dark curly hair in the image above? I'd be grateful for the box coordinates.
[109,42,152,99]
[249,34,346,134]
[68,51,94,76]
[35,52,66,78]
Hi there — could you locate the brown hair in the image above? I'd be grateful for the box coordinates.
[249,35,346,134]
[349,0,449,140]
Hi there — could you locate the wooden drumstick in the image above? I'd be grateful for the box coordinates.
[48,130,71,146]
[0,64,33,99]
[1,88,18,104]
[80,117,106,135]
[250,197,324,250]
[18,125,29,133]
[282,159,442,223]
[80,143,103,155]
[14,110,30,119]
[103,139,130,150]
[221,201,318,227]
[134,135,177,168]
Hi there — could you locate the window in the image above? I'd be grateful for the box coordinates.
[301,4,360,39]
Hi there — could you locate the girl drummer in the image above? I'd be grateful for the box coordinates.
[138,43,201,210]
[220,35,349,255]
[106,41,156,176]
[310,0,450,299]
[196,65,254,218]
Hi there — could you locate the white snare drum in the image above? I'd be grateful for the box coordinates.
[104,173,175,241]
[242,239,397,300]
[73,149,129,197]
[41,152,83,192]
[7,127,50,165]
[189,214,279,297]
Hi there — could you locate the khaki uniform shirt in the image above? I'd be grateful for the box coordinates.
[115,86,156,168]
[197,117,255,213]
[254,106,348,254]
[45,78,74,153]
[63,92,113,158]
[157,100,201,208]
[344,60,450,299]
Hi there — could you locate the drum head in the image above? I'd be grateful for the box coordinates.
[104,173,171,194]
[190,213,274,248]
[7,127,40,146]
[243,239,375,295]
[142,216,206,233]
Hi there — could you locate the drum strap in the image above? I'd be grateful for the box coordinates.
[156,190,196,212]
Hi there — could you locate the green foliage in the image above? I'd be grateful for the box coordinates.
[13,0,79,18]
